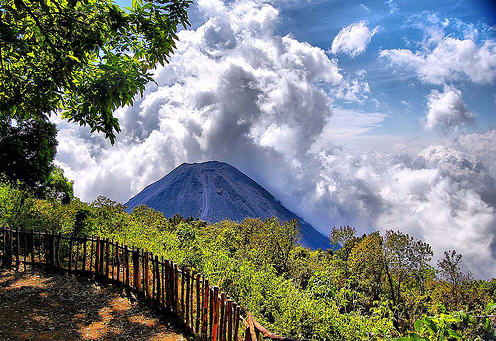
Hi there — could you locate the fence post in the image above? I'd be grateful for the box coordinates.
[220,293,226,341]
[15,226,20,269]
[48,230,55,268]
[82,237,87,272]
[30,229,34,266]
[133,249,141,292]
[227,300,233,341]
[3,228,12,268]
[174,264,179,313]
[55,233,61,268]
[155,255,161,303]
[95,237,100,275]
[99,238,105,276]
[212,287,220,341]
[202,279,209,341]
[116,242,120,282]
[105,238,110,279]
[233,304,240,341]
[144,252,150,298]
[186,269,190,328]
[125,246,130,287]
[196,273,201,334]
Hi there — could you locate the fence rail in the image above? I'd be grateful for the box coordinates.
[0,227,299,341]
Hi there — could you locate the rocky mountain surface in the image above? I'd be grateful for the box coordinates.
[125,161,329,249]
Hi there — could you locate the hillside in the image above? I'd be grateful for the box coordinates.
[125,161,329,249]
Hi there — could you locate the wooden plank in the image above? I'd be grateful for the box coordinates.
[99,238,105,276]
[227,300,233,341]
[125,246,129,287]
[15,227,20,268]
[90,237,94,273]
[212,287,220,341]
[144,252,150,298]
[83,237,87,272]
[95,237,100,275]
[181,267,185,323]
[185,269,190,328]
[105,238,110,278]
[202,278,209,340]
[69,234,74,271]
[55,233,61,268]
[5,229,12,268]
[23,228,27,268]
[75,237,80,271]
[174,264,179,313]
[196,273,201,334]
[161,257,165,305]
[209,287,214,340]
[220,293,226,341]
[250,318,297,341]
[163,260,169,308]
[246,313,257,341]
[50,230,56,268]
[111,240,115,280]
[233,304,240,341]
[151,254,155,300]
[133,249,141,291]
[116,242,120,282]
[155,256,161,303]
[38,230,41,266]
[30,229,34,266]
[190,273,194,330]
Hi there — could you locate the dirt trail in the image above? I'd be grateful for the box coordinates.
[0,268,185,341]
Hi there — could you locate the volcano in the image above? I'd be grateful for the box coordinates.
[125,161,329,249]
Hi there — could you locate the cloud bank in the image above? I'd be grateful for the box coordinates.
[54,0,496,279]
[380,37,496,85]
[331,22,379,57]
[425,86,474,131]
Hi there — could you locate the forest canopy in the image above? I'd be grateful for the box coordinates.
[0,0,191,143]
[0,184,494,341]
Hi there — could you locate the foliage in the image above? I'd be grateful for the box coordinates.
[0,183,494,340]
[0,0,191,143]
[0,118,57,196]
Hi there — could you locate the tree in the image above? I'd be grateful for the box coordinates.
[437,250,470,307]
[348,232,385,304]
[45,166,74,204]
[0,0,191,143]
[382,230,433,331]
[0,117,57,196]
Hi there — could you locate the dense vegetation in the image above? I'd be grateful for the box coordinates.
[1,180,494,341]
[0,0,191,143]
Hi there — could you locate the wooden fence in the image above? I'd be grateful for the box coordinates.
[0,227,299,341]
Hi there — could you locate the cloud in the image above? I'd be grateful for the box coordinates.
[308,132,496,279]
[53,0,496,279]
[331,22,380,57]
[54,0,341,203]
[380,37,496,84]
[385,0,398,13]
[425,86,475,131]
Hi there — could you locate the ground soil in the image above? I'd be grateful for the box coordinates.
[0,267,186,341]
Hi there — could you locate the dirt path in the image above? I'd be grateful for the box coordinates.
[0,268,186,341]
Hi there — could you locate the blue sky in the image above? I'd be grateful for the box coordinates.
[274,0,496,138]
[57,0,496,277]
[115,0,496,140]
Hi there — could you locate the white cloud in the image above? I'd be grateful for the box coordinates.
[309,133,496,279]
[380,37,496,84]
[54,0,496,279]
[385,0,398,13]
[425,86,474,131]
[331,22,380,57]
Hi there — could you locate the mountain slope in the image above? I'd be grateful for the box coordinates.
[125,161,329,249]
